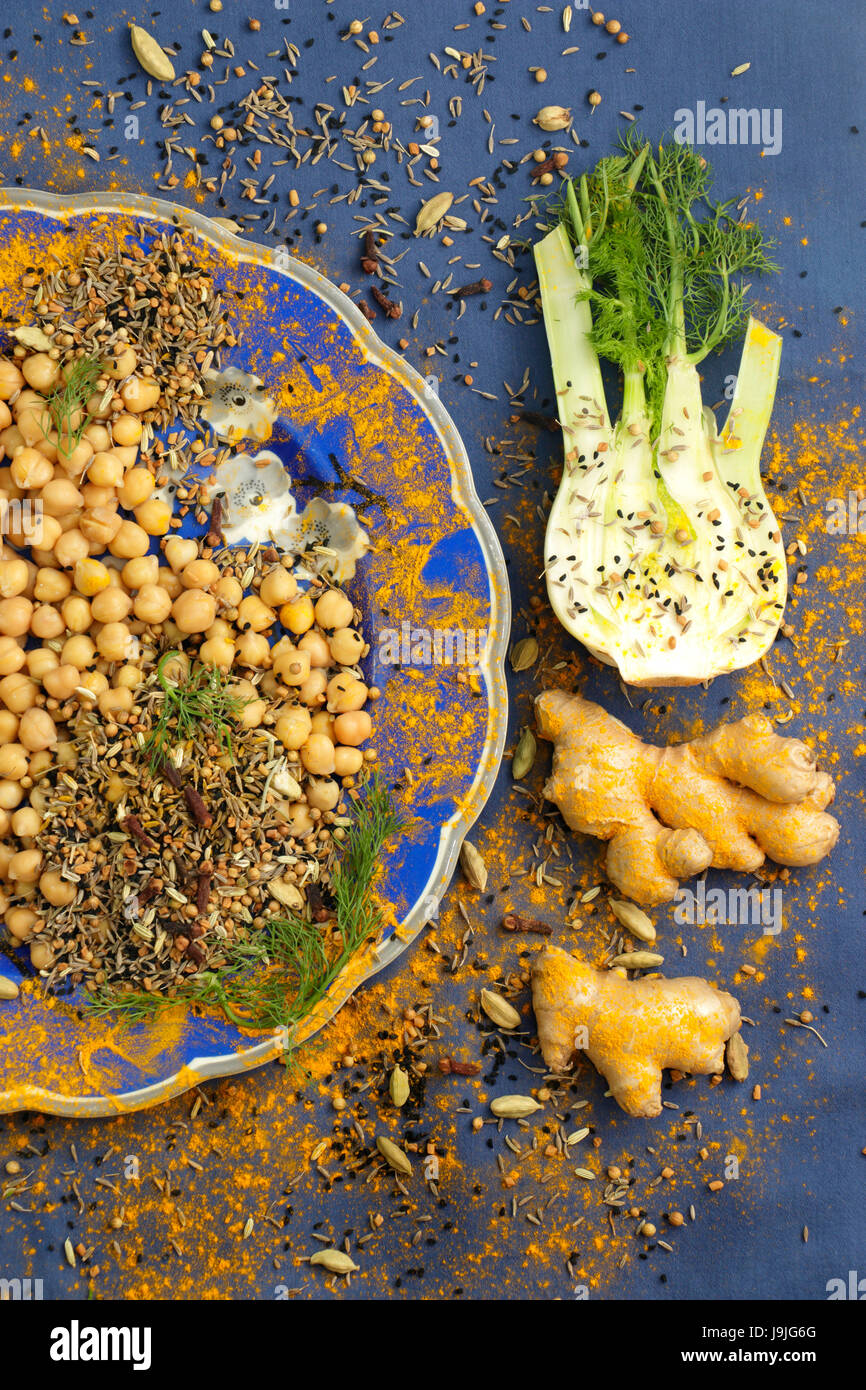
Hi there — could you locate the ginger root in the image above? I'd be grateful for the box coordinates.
[532,946,741,1117]
[536,690,839,905]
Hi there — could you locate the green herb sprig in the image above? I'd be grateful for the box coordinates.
[142,651,248,772]
[87,777,404,1036]
[42,355,104,452]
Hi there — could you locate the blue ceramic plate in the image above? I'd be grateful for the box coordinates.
[0,191,509,1117]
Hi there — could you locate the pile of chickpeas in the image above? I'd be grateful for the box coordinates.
[0,345,375,971]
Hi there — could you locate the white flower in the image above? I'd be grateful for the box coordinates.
[202,367,276,444]
[294,497,370,583]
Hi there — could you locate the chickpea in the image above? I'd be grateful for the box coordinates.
[0,359,25,400]
[117,466,154,510]
[0,558,29,598]
[34,567,71,603]
[9,849,42,884]
[180,558,220,591]
[111,412,143,447]
[42,664,79,701]
[15,406,47,448]
[206,617,233,641]
[0,637,25,676]
[199,634,235,670]
[80,507,122,549]
[73,557,111,597]
[306,777,339,812]
[82,387,109,421]
[53,529,89,569]
[35,516,62,551]
[102,344,137,380]
[30,941,54,971]
[134,498,171,536]
[0,402,10,433]
[314,589,354,630]
[0,430,25,464]
[61,595,92,633]
[98,686,133,715]
[0,710,18,742]
[157,566,182,600]
[62,633,96,669]
[0,743,28,779]
[298,629,331,668]
[280,592,314,635]
[12,805,42,837]
[108,520,149,559]
[10,447,53,490]
[40,478,84,516]
[25,647,58,680]
[112,445,140,470]
[91,586,132,623]
[83,422,112,452]
[18,707,57,752]
[96,623,135,663]
[121,556,157,591]
[55,437,94,477]
[310,710,335,738]
[274,705,312,751]
[238,694,267,729]
[40,869,76,907]
[299,669,328,707]
[284,803,313,838]
[164,536,198,572]
[0,781,24,811]
[172,589,216,634]
[237,594,276,633]
[88,450,125,488]
[28,750,52,780]
[333,710,372,746]
[234,630,271,668]
[334,745,364,776]
[114,663,142,691]
[214,574,243,608]
[120,376,160,414]
[300,733,336,776]
[273,645,310,687]
[329,627,365,666]
[21,353,60,392]
[0,596,33,637]
[134,584,172,624]
[326,673,368,714]
[259,566,297,607]
[5,907,36,941]
[76,670,107,701]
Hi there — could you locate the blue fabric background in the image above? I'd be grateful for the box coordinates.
[0,0,863,1300]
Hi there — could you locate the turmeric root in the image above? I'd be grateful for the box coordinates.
[532,946,741,1117]
[536,690,839,905]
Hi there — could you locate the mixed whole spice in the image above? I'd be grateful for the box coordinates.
[0,226,394,1030]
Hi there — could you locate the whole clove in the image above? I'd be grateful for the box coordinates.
[452,277,492,299]
[205,495,225,549]
[121,814,156,850]
[184,786,213,828]
[530,150,569,182]
[358,298,376,322]
[370,285,402,319]
[360,229,380,275]
[438,1056,482,1076]
[512,408,560,432]
[196,863,214,914]
[500,912,553,936]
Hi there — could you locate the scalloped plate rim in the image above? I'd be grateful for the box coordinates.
[0,187,510,1118]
